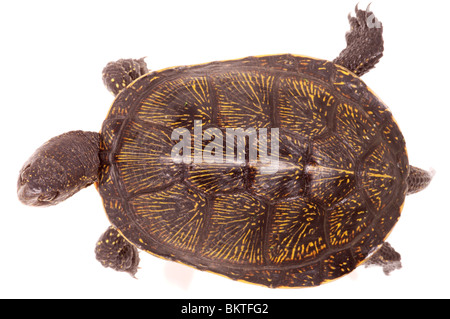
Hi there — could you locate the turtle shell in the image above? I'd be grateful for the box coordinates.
[98,54,409,287]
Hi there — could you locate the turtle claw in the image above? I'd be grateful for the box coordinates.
[348,3,380,30]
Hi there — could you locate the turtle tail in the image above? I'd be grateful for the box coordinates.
[406,166,434,195]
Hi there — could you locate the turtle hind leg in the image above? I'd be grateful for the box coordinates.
[333,5,384,76]
[364,242,402,275]
[102,58,149,95]
[95,226,140,277]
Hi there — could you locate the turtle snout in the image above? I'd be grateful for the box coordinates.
[17,183,59,208]
[17,162,60,207]
[18,185,59,207]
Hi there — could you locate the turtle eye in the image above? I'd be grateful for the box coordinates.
[37,191,59,203]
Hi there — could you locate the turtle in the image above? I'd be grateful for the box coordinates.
[17,6,433,287]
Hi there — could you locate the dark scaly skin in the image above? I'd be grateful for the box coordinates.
[407,166,434,195]
[102,58,149,96]
[95,226,140,277]
[17,131,100,207]
[333,5,384,76]
[365,242,402,275]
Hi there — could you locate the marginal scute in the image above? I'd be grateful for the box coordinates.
[271,54,299,72]
[333,65,368,102]
[351,227,382,265]
[239,269,277,288]
[381,115,407,159]
[322,249,357,281]
[362,93,391,127]
[296,57,335,83]
[100,119,124,152]
[102,198,126,224]
[377,211,401,240]
[98,164,120,199]
[282,263,322,288]
[106,81,139,118]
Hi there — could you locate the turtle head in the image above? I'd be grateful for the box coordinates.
[18,156,67,207]
[18,131,100,207]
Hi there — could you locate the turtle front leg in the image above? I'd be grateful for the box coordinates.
[95,226,140,277]
[102,58,149,95]
[364,242,402,275]
[333,5,384,76]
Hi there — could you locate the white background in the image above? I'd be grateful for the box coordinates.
[1,0,449,299]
